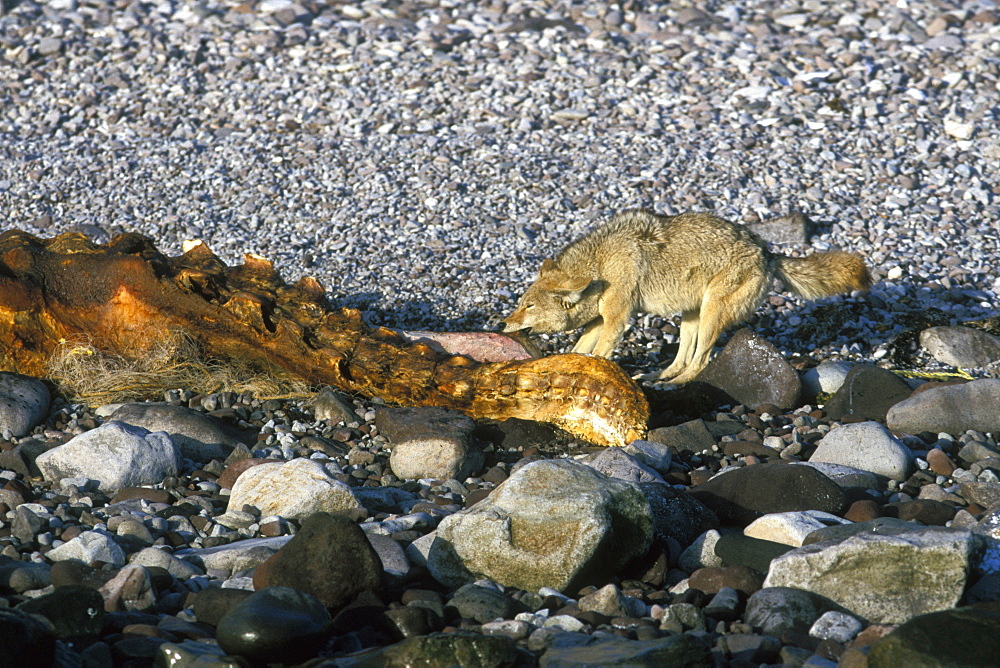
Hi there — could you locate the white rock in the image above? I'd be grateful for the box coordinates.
[227,458,360,519]
[809,610,864,643]
[809,421,912,481]
[35,421,178,493]
[744,511,852,547]
[47,530,127,568]
[678,529,724,572]
[944,119,974,140]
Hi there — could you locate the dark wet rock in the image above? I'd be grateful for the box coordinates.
[646,419,717,454]
[641,482,719,547]
[867,603,1000,667]
[920,326,1000,368]
[745,587,834,636]
[0,372,50,438]
[329,631,520,667]
[331,590,388,634]
[885,499,957,526]
[16,585,105,640]
[823,365,912,422]
[537,631,710,667]
[887,379,1000,436]
[216,586,332,664]
[193,588,255,626]
[0,557,51,593]
[687,462,845,526]
[0,607,57,668]
[966,574,1000,604]
[693,329,802,410]
[381,605,440,640]
[446,583,525,624]
[714,532,794,573]
[155,640,241,665]
[252,512,383,610]
[790,462,881,491]
[112,635,170,663]
[474,417,563,451]
[49,560,100,589]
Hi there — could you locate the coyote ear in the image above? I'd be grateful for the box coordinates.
[552,276,594,307]
[539,259,559,276]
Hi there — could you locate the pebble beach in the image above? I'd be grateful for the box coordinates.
[2,0,1000,666]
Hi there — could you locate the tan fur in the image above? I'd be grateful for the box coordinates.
[503,209,872,384]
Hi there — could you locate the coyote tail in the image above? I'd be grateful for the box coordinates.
[773,251,873,301]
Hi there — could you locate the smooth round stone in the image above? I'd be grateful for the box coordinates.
[15,585,105,640]
[216,586,332,664]
[0,607,57,667]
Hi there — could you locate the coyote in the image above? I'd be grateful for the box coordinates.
[502,209,872,384]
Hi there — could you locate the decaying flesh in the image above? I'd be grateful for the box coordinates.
[0,231,648,447]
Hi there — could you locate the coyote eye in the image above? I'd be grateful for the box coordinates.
[524,303,535,309]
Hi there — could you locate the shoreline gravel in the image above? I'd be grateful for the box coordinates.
[2,0,1000,665]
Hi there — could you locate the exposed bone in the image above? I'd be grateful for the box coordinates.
[0,230,648,447]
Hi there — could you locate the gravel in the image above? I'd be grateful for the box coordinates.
[1,0,998,375]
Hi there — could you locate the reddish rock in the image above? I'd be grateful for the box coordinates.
[845,499,882,523]
[926,448,957,477]
[886,499,956,526]
[217,458,282,490]
[110,487,173,505]
[851,624,899,647]
[688,566,764,596]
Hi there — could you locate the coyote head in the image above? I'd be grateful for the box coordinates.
[502,259,601,334]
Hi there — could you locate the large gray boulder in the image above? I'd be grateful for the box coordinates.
[886,379,1000,436]
[105,403,243,462]
[35,421,178,493]
[764,527,975,624]
[427,459,652,592]
[0,372,50,438]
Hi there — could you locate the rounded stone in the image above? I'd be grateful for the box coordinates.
[216,586,332,664]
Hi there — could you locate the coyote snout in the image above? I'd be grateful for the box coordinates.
[504,209,872,384]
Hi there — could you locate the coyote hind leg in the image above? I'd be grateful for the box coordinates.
[663,271,767,384]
